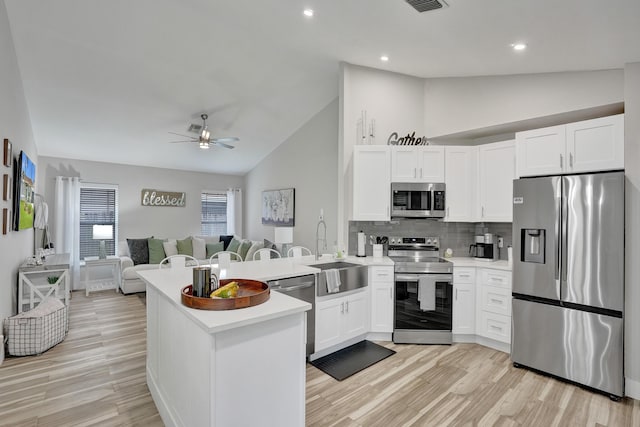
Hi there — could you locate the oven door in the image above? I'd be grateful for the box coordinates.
[393,273,453,344]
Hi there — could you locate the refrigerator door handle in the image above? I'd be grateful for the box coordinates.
[555,187,562,282]
[561,178,569,286]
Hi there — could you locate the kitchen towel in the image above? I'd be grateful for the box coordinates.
[326,269,341,293]
[417,277,436,311]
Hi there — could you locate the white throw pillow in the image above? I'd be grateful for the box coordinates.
[118,241,130,257]
[163,239,178,257]
[245,241,264,262]
[192,237,206,260]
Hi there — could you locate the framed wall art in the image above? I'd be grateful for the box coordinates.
[261,188,295,226]
[3,139,11,167]
[2,208,9,235]
[3,173,10,201]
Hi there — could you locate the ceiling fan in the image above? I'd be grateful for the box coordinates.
[168,114,239,150]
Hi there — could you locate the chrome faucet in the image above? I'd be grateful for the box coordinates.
[315,216,327,260]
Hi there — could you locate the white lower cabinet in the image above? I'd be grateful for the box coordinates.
[370,266,394,333]
[452,267,476,335]
[476,268,512,345]
[316,289,369,352]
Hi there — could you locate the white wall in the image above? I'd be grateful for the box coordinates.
[0,2,38,322]
[36,157,243,242]
[339,63,425,246]
[424,70,624,138]
[244,99,338,254]
[624,62,640,398]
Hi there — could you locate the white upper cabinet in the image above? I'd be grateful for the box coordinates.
[516,125,566,177]
[391,146,445,182]
[444,146,478,222]
[567,114,624,173]
[353,146,390,221]
[478,140,516,222]
[516,114,624,177]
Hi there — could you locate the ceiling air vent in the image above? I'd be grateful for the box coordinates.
[187,123,203,133]
[405,0,448,13]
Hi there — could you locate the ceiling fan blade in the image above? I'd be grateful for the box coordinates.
[211,137,239,143]
[168,140,196,143]
[213,141,235,149]
[168,131,196,139]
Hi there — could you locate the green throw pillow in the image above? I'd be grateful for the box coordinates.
[176,237,193,256]
[238,240,252,260]
[226,237,241,254]
[206,241,224,258]
[148,238,167,264]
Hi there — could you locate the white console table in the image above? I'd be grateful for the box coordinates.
[84,256,121,296]
[18,253,71,313]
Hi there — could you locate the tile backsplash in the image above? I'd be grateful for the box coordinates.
[348,220,513,260]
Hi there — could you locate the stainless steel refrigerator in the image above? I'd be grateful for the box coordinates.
[511,171,624,398]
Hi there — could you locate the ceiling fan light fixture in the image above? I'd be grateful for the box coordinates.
[199,141,210,149]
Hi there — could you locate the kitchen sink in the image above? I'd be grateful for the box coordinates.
[313,261,368,297]
[312,261,360,271]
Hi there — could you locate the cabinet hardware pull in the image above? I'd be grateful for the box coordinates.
[490,298,502,304]
[455,289,458,300]
[346,301,349,312]
[490,325,502,331]
[447,207,450,218]
[414,168,417,178]
[482,206,485,217]
[569,153,573,168]
[560,154,563,168]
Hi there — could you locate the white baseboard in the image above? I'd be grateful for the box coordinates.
[626,377,640,400]
[366,332,392,342]
[475,336,510,354]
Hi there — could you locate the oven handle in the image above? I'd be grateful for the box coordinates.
[395,273,453,283]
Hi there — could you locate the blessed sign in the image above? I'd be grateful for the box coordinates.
[141,189,186,207]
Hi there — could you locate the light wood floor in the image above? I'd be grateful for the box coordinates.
[1,292,639,427]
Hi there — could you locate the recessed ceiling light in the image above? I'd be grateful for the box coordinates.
[303,9,314,17]
[511,43,527,51]
[380,55,389,62]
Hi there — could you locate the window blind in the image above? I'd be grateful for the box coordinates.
[201,192,227,235]
[79,186,118,259]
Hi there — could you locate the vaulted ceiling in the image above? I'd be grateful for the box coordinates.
[5,0,640,174]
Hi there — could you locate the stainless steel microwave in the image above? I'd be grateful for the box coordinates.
[391,182,446,218]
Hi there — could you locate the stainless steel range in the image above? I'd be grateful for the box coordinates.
[388,236,453,345]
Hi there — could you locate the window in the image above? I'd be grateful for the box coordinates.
[79,184,118,259]
[201,191,227,235]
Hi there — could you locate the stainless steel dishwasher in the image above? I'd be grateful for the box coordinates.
[268,274,315,357]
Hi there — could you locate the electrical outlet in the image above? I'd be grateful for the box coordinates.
[498,237,504,248]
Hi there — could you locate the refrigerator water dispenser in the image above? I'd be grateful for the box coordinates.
[521,229,545,264]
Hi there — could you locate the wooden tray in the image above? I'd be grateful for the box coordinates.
[181,279,270,310]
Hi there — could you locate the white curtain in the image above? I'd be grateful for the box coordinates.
[226,188,243,237]
[54,176,81,289]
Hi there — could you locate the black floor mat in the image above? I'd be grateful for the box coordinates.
[310,341,396,381]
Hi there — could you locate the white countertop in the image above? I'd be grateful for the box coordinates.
[447,257,512,271]
[138,255,395,335]
[138,261,314,335]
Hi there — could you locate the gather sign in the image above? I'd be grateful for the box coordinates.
[141,189,186,207]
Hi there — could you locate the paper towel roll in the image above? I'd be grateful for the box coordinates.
[357,231,366,257]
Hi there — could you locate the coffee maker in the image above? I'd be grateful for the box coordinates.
[469,233,499,261]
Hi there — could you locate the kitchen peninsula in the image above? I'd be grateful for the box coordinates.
[138,260,316,427]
